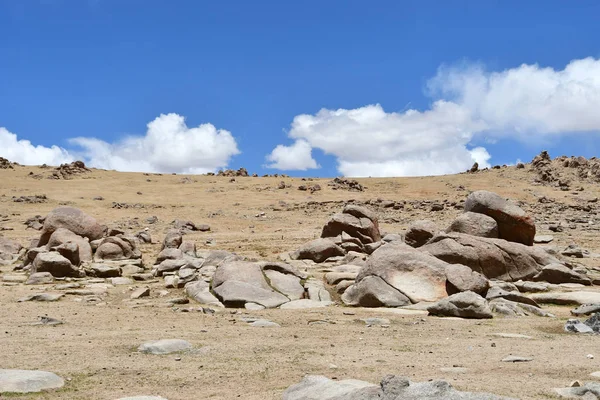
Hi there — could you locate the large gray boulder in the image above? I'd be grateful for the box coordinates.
[94,236,141,262]
[38,207,105,246]
[447,212,499,238]
[291,238,345,263]
[341,275,411,307]
[321,205,381,244]
[32,252,81,277]
[353,242,449,303]
[184,281,223,307]
[344,241,488,307]
[533,264,592,285]
[46,228,92,264]
[464,190,535,246]
[283,374,515,400]
[405,220,439,248]
[420,232,560,281]
[428,291,493,319]
[212,261,291,308]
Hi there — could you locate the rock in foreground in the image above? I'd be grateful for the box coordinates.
[283,374,515,400]
[0,369,64,393]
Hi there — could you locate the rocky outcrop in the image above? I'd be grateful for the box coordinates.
[38,207,105,246]
[464,190,535,245]
[343,241,488,307]
[420,232,560,281]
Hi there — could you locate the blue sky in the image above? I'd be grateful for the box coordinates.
[1,1,600,177]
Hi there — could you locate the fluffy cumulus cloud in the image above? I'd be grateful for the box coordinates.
[0,127,73,166]
[429,57,600,137]
[268,57,600,177]
[0,114,240,174]
[265,139,319,170]
[269,102,489,177]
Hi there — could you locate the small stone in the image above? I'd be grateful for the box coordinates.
[25,272,54,285]
[491,333,533,339]
[534,235,554,244]
[18,293,64,302]
[249,319,280,328]
[131,287,150,299]
[116,397,168,400]
[138,339,192,355]
[501,356,533,362]
[439,367,468,374]
[244,302,265,310]
[362,317,390,327]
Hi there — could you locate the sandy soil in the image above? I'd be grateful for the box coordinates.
[1,164,599,399]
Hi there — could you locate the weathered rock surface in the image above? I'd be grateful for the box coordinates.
[447,212,499,238]
[282,374,515,400]
[46,228,93,264]
[572,304,600,316]
[554,383,600,399]
[38,207,105,246]
[184,281,223,307]
[138,339,192,355]
[354,242,449,303]
[533,264,591,285]
[291,238,345,263]
[405,220,439,248]
[342,275,411,307]
[428,291,493,319]
[464,190,535,246]
[32,252,80,277]
[421,232,560,281]
[0,369,64,393]
[321,205,381,245]
[531,291,600,306]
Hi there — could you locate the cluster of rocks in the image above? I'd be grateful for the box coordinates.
[297,183,322,193]
[48,161,90,180]
[18,207,144,279]
[531,150,600,186]
[289,190,595,319]
[215,168,249,177]
[12,194,47,204]
[0,157,15,169]
[152,228,331,309]
[327,177,365,191]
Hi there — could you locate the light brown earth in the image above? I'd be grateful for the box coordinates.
[1,164,599,400]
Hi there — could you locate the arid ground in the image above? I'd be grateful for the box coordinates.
[1,162,599,399]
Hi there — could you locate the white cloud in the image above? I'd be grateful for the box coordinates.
[268,57,600,177]
[429,57,600,137]
[70,113,240,174]
[274,102,488,177]
[0,127,73,165]
[265,139,319,170]
[0,113,240,174]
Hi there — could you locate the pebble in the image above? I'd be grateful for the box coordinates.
[131,287,150,299]
[502,356,533,362]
